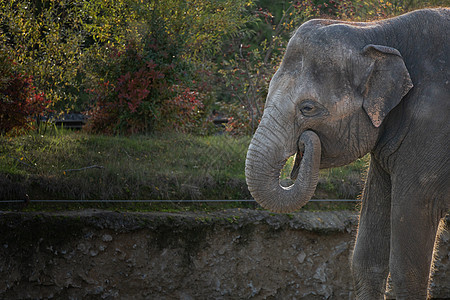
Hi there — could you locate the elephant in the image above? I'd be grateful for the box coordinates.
[245,8,449,300]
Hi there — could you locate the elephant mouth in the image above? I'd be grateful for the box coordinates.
[289,140,305,181]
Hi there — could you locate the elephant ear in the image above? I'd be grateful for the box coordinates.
[359,44,413,127]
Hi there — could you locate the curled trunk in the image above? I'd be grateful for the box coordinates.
[245,130,321,213]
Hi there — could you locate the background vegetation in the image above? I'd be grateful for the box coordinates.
[0,0,446,205]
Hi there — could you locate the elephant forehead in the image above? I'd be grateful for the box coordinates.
[276,56,348,95]
[289,21,362,63]
[294,20,360,45]
[281,46,345,79]
[269,69,319,100]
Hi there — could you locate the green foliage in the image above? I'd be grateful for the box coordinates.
[0,0,255,134]
[0,0,87,110]
[145,0,256,63]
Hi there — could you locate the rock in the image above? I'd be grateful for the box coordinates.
[102,234,113,242]
[297,252,307,263]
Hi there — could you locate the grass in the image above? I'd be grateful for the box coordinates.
[0,130,252,201]
[0,130,369,211]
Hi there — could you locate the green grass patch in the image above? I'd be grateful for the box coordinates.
[0,131,251,201]
[0,131,368,208]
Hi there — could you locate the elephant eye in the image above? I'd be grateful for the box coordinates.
[299,100,328,117]
[302,104,314,113]
[299,100,316,115]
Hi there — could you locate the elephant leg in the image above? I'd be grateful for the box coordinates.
[389,192,443,300]
[352,158,391,299]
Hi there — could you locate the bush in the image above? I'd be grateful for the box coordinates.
[79,0,254,135]
[0,52,48,135]
[83,31,211,134]
[83,43,173,134]
[161,86,206,133]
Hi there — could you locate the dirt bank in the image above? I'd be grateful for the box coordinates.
[0,209,448,299]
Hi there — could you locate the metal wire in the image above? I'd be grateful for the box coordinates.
[0,199,360,203]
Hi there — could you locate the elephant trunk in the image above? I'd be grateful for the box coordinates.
[245,128,321,213]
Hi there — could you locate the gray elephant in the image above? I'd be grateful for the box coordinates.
[245,8,449,300]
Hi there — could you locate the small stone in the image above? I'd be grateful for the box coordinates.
[297,252,307,263]
[93,286,103,294]
[77,243,86,251]
[102,234,113,242]
[313,263,327,283]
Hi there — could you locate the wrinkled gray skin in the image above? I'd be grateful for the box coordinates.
[245,8,449,299]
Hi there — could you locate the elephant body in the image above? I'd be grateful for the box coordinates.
[245,9,449,299]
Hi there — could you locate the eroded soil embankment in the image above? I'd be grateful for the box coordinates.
[0,209,448,299]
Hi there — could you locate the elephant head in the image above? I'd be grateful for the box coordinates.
[245,20,413,213]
